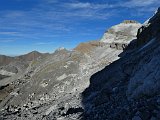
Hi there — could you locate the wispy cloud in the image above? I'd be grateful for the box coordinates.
[0,39,15,43]
[0,0,115,43]
[68,2,91,8]
[120,0,159,8]
[0,32,19,35]
[35,41,55,45]
[65,2,113,9]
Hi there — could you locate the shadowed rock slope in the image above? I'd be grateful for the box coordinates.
[82,8,160,120]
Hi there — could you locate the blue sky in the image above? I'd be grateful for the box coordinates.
[0,0,159,56]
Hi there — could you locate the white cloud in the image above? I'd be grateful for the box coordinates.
[121,0,158,7]
[65,2,112,9]
[68,2,91,8]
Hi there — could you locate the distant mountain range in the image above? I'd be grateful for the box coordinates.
[0,51,49,66]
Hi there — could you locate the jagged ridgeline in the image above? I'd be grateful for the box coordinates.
[0,8,160,120]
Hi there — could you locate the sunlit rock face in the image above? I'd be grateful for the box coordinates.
[101,20,141,50]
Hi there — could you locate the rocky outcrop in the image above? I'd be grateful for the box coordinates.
[109,42,128,50]
[123,20,139,24]
[101,20,141,50]
[0,84,13,103]
[137,7,160,46]
[74,41,106,54]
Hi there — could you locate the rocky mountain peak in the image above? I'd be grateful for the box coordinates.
[101,21,141,42]
[29,50,40,54]
[54,47,68,54]
[17,51,43,61]
[101,20,141,50]
[55,47,66,51]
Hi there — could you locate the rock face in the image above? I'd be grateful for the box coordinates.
[123,20,139,24]
[74,41,106,54]
[101,20,141,50]
[0,8,160,120]
[81,8,160,120]
[137,8,160,46]
[0,84,13,103]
